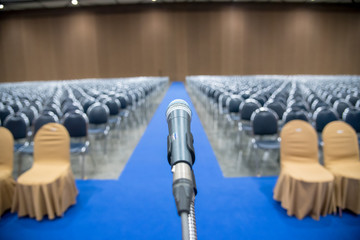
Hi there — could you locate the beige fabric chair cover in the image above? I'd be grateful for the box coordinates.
[274,120,336,220]
[11,123,78,221]
[322,121,360,214]
[0,127,16,217]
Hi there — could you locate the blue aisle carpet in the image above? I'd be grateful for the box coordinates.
[1,82,359,240]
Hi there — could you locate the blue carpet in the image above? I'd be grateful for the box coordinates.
[1,82,359,240]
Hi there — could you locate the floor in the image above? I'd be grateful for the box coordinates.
[186,84,280,178]
[13,85,168,180]
[3,82,359,240]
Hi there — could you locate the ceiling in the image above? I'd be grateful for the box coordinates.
[0,0,358,11]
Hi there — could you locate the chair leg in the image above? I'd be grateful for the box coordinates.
[254,146,262,177]
[103,135,107,155]
[80,154,85,179]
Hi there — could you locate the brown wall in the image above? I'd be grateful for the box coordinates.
[0,3,360,82]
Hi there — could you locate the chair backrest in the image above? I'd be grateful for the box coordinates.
[345,95,359,106]
[62,102,83,115]
[251,107,278,135]
[342,107,360,133]
[33,111,59,136]
[4,113,29,140]
[227,97,242,113]
[240,99,261,121]
[0,127,14,171]
[264,101,286,119]
[62,110,88,138]
[82,98,96,114]
[333,100,351,118]
[87,103,109,124]
[34,123,70,164]
[104,99,120,116]
[322,121,359,165]
[282,108,309,124]
[116,94,128,109]
[20,106,39,126]
[280,120,318,165]
[0,105,14,126]
[313,107,339,133]
[42,103,62,119]
[10,101,22,113]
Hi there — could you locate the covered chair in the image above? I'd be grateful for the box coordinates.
[322,121,360,215]
[273,120,336,220]
[11,123,78,221]
[0,127,15,217]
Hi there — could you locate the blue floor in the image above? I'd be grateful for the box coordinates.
[1,82,359,240]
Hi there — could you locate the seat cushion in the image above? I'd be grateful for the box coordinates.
[326,161,360,180]
[17,163,70,185]
[282,163,334,183]
[255,140,280,150]
[70,143,88,154]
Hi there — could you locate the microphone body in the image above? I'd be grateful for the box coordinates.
[166,99,194,168]
[166,99,196,215]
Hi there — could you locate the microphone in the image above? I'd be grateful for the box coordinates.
[166,99,197,240]
[166,99,195,168]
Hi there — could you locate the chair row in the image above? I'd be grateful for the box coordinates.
[187,75,360,150]
[0,77,169,178]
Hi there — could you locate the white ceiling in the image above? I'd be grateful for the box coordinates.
[0,0,358,11]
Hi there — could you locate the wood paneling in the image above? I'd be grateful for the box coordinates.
[0,3,359,82]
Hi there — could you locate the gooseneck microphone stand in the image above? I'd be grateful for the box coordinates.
[166,99,197,240]
[172,163,197,240]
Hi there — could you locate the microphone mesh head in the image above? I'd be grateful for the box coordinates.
[166,99,192,119]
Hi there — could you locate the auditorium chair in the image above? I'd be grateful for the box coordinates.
[33,111,59,136]
[326,95,340,106]
[226,96,243,124]
[313,107,339,140]
[4,113,30,152]
[10,101,22,113]
[322,121,360,215]
[249,108,280,176]
[42,103,62,119]
[342,107,360,135]
[0,105,14,126]
[82,98,96,114]
[86,102,110,154]
[282,108,309,124]
[264,101,286,121]
[239,99,261,132]
[0,127,15,218]
[11,123,78,221]
[62,110,91,179]
[104,98,121,137]
[273,120,336,220]
[345,95,359,106]
[333,100,351,118]
[116,94,130,129]
[19,106,39,127]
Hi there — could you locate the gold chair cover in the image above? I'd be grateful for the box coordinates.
[274,120,336,220]
[0,127,15,217]
[11,123,78,221]
[322,121,360,214]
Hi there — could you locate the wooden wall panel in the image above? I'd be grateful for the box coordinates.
[0,3,359,83]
